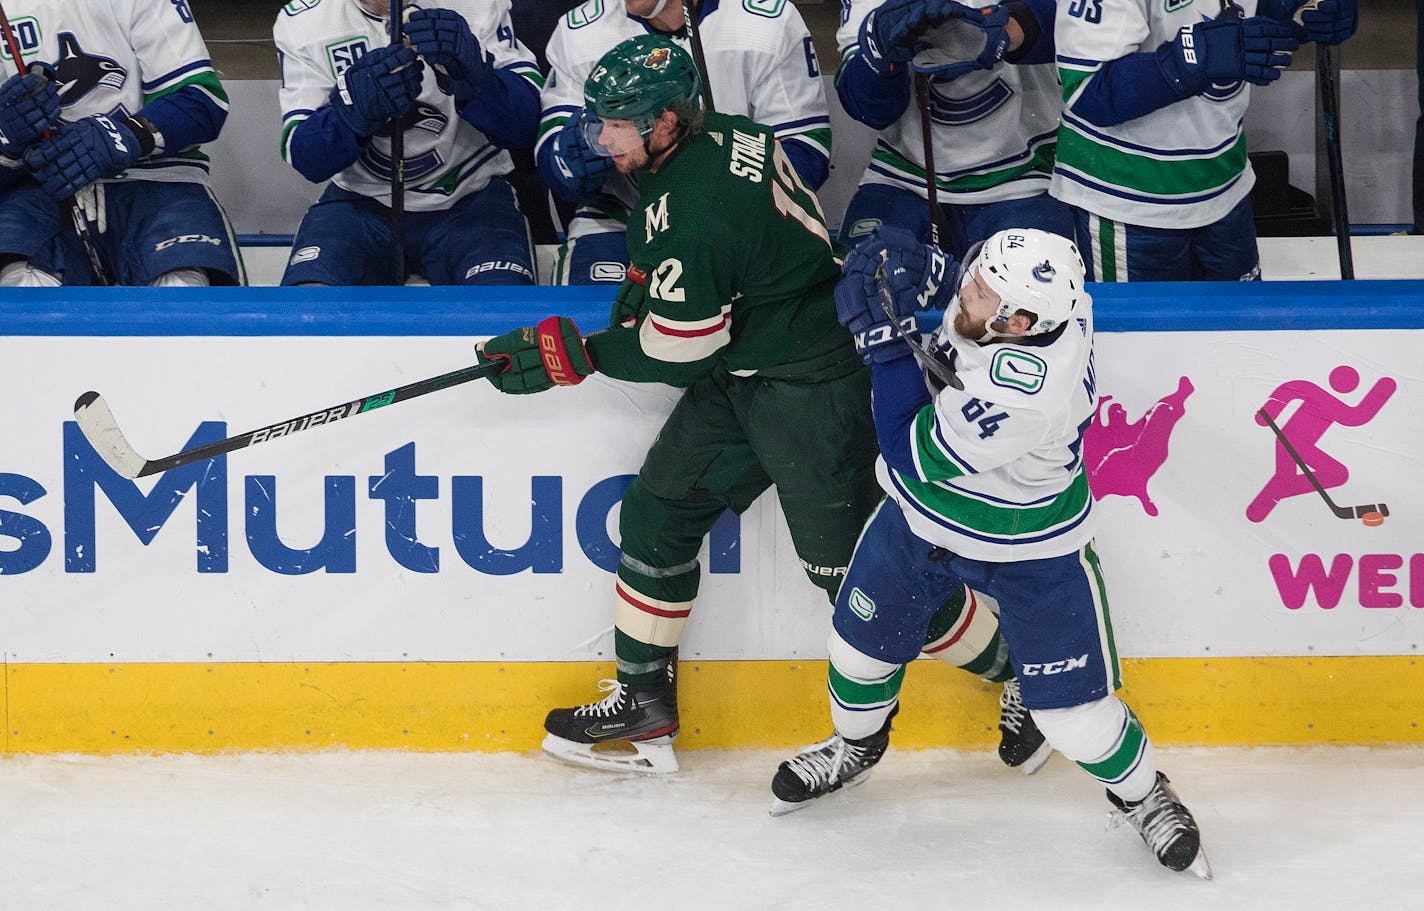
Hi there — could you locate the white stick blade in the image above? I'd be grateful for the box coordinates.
[73,392,148,478]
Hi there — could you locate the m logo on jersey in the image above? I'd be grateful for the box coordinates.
[645,192,671,242]
[53,33,127,107]
[327,38,369,78]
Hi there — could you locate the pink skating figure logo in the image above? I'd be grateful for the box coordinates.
[1084,376,1194,516]
[1247,366,1395,524]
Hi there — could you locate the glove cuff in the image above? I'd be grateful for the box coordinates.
[536,316,595,386]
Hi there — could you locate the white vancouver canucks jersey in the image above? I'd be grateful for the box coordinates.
[274,0,540,210]
[1053,0,1257,229]
[837,0,1061,205]
[0,0,227,184]
[879,302,1099,561]
[538,0,831,231]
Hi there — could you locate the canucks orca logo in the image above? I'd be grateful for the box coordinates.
[377,103,448,139]
[926,75,1014,127]
[53,33,128,107]
[1032,260,1056,283]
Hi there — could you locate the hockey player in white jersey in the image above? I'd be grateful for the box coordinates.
[535,0,832,285]
[770,226,1211,879]
[0,0,241,286]
[837,0,1072,261]
[1052,0,1354,281]
[274,0,542,285]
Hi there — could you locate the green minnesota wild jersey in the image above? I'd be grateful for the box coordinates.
[583,112,852,384]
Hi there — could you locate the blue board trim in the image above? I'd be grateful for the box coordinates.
[1,281,1422,336]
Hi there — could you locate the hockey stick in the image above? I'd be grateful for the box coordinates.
[0,1,109,285]
[1256,407,1386,521]
[73,360,506,479]
[389,0,407,282]
[682,0,715,112]
[874,260,962,390]
[912,73,951,251]
[1315,43,1353,279]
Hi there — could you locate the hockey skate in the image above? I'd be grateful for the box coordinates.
[541,678,680,775]
[1107,771,1212,879]
[768,708,896,816]
[998,678,1053,774]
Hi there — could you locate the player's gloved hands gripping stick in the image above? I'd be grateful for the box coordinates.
[910,2,1013,81]
[477,316,597,394]
[0,65,60,158]
[330,44,425,136]
[837,226,954,364]
[24,114,147,199]
[404,7,492,105]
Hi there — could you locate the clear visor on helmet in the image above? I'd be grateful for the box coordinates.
[579,108,656,158]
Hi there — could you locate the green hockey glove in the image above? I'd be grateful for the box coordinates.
[476,316,596,394]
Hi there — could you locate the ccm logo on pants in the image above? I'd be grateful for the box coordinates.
[1022,654,1089,676]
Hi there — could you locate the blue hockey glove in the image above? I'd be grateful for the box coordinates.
[860,0,959,75]
[1296,0,1356,45]
[23,114,142,199]
[836,227,955,364]
[545,112,613,202]
[1155,16,1301,96]
[329,44,425,137]
[0,66,60,158]
[910,2,1012,81]
[404,7,492,105]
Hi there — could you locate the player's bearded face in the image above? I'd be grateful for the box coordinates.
[597,119,650,172]
[951,269,1005,339]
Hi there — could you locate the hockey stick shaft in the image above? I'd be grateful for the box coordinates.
[389,0,407,282]
[874,261,961,389]
[1317,44,1353,279]
[0,1,109,285]
[913,74,950,251]
[683,0,715,112]
[1256,407,1387,519]
[74,360,505,479]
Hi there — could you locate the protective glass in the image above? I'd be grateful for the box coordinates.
[578,109,651,158]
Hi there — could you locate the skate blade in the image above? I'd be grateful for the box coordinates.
[1185,848,1213,881]
[767,768,874,818]
[1015,742,1054,776]
[540,733,679,775]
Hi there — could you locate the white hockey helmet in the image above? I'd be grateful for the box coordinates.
[959,229,1088,336]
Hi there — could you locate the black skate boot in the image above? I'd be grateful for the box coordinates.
[998,677,1053,774]
[1107,771,1212,879]
[542,676,680,775]
[769,707,897,816]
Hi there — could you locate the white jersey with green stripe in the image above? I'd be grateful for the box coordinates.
[0,0,227,184]
[537,0,831,233]
[878,303,1099,561]
[1052,0,1257,229]
[274,0,540,210]
[836,0,1061,204]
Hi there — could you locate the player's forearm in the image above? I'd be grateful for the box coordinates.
[459,69,540,150]
[871,357,933,476]
[1061,53,1184,128]
[1005,0,1056,65]
[286,107,365,183]
[138,83,227,153]
[836,54,911,131]
[583,325,719,387]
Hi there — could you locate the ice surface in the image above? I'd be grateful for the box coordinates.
[1,746,1419,909]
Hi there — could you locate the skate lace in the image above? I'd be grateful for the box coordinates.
[999,679,1028,734]
[1119,786,1190,858]
[572,679,628,718]
[784,736,856,788]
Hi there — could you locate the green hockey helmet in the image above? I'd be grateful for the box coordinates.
[583,35,703,138]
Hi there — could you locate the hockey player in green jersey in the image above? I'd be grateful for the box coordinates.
[475,35,1038,775]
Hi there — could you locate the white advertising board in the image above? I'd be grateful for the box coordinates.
[1,316,1421,661]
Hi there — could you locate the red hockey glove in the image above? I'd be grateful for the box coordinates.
[476,316,595,394]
